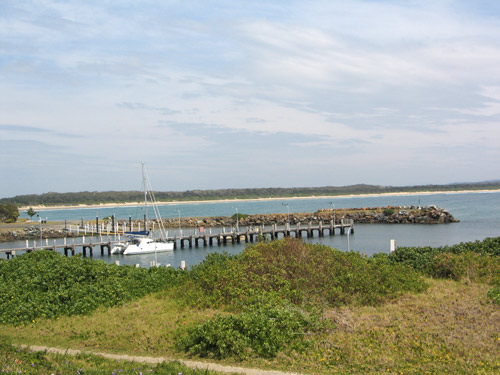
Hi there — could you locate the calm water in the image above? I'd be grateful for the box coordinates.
[4,191,500,268]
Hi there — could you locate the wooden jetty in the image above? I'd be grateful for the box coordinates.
[0,219,354,259]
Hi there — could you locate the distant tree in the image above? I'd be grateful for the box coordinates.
[383,208,395,216]
[27,207,37,220]
[0,203,19,223]
[231,213,248,220]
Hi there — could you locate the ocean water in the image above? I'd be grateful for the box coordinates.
[5,191,500,268]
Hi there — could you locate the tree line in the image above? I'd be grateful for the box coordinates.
[0,181,499,207]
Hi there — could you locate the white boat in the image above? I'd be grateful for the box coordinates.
[111,242,128,254]
[111,230,147,254]
[123,237,173,255]
[121,163,174,256]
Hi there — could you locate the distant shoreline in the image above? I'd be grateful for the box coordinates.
[20,189,500,211]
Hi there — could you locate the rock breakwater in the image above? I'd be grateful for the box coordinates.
[0,226,77,243]
[0,206,457,243]
[157,206,457,228]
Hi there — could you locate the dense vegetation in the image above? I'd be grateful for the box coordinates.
[174,239,428,359]
[388,237,500,304]
[0,251,186,325]
[1,237,499,373]
[0,239,428,359]
[177,305,323,359]
[1,181,499,206]
[388,237,500,282]
[184,239,427,310]
[0,203,19,223]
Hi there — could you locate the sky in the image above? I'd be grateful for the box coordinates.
[1,0,500,198]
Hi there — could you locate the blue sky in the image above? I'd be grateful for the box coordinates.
[1,0,500,197]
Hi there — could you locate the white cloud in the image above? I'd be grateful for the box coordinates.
[1,0,500,196]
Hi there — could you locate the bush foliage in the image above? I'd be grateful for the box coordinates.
[389,237,500,304]
[184,238,427,310]
[3,236,499,363]
[388,237,500,283]
[231,212,248,220]
[175,239,428,359]
[0,251,186,325]
[177,305,322,359]
[383,208,395,216]
[488,282,500,304]
[0,203,19,223]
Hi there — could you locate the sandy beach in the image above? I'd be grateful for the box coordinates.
[19,189,500,211]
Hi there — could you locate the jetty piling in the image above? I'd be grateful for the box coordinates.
[0,220,354,259]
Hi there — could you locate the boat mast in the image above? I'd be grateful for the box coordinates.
[141,162,168,241]
[142,162,148,232]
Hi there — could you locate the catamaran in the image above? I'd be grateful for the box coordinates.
[122,236,173,255]
[114,163,174,255]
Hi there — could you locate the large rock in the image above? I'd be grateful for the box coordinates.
[0,206,458,242]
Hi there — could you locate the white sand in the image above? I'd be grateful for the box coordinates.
[20,189,500,211]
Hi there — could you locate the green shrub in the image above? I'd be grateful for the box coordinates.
[383,208,395,216]
[0,203,19,223]
[0,250,186,325]
[433,252,500,282]
[388,237,500,283]
[388,245,437,273]
[182,252,243,308]
[183,238,427,310]
[231,213,248,220]
[488,282,500,304]
[390,237,500,269]
[177,305,321,359]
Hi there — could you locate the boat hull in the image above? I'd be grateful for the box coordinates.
[111,242,128,254]
[122,238,174,255]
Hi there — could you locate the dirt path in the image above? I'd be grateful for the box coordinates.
[21,345,305,375]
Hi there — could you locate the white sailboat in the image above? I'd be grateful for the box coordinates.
[111,242,128,254]
[122,236,173,255]
[120,163,174,256]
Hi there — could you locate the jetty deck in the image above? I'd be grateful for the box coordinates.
[0,219,354,259]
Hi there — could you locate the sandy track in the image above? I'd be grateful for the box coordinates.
[20,345,305,375]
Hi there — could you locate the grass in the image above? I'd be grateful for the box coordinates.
[302,279,500,374]
[2,279,499,374]
[1,239,499,374]
[0,341,230,375]
[1,290,218,357]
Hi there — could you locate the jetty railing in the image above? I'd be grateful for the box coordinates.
[0,219,354,259]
